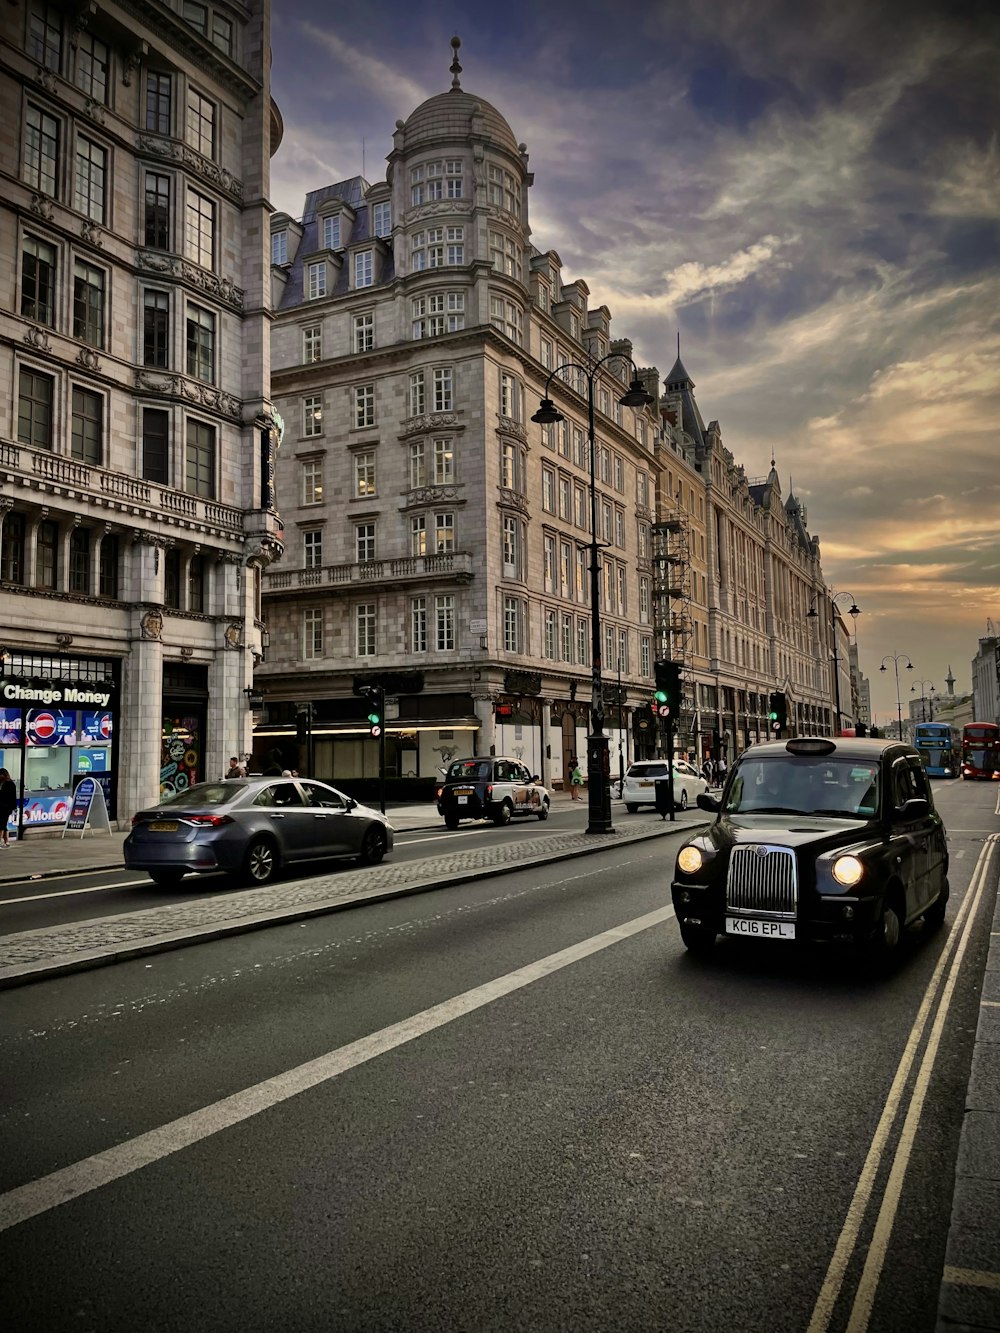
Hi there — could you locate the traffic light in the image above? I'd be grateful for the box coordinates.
[768,691,788,733]
[654,660,682,715]
[364,686,383,737]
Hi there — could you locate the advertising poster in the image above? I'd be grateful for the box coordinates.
[26,709,77,746]
[160,714,201,798]
[0,708,22,745]
[75,747,111,773]
[80,711,114,744]
[22,794,72,825]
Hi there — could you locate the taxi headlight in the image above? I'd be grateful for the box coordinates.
[677,845,704,875]
[832,854,864,888]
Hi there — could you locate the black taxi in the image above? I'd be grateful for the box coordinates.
[437,757,551,829]
[671,736,949,962]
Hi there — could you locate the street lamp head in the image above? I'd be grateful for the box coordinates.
[905,661,914,670]
[879,664,887,673]
[619,376,655,409]
[806,605,819,619]
[848,603,861,618]
[531,397,565,426]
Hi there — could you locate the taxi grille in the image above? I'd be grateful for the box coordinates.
[726,845,797,918]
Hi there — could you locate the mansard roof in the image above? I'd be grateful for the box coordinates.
[277,176,395,310]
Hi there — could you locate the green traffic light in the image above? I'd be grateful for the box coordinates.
[769,711,778,721]
[368,712,380,724]
[654,690,668,703]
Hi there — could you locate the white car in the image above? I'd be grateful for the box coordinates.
[621,759,709,813]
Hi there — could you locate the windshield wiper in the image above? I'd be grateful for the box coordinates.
[805,808,867,819]
[731,805,804,815]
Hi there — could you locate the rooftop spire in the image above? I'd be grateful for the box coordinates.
[449,35,462,89]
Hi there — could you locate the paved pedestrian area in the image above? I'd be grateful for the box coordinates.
[0,805,703,988]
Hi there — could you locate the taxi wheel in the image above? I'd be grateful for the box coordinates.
[679,790,689,810]
[444,814,460,830]
[358,826,387,866]
[243,836,278,886]
[493,801,513,826]
[537,802,549,821]
[864,892,903,965]
[679,920,717,954]
[923,879,950,929]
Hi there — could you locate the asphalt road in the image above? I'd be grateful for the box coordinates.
[0,778,996,1333]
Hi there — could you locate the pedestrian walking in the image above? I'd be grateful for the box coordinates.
[702,757,714,785]
[225,756,246,779]
[569,758,583,801]
[0,768,17,847]
[717,755,728,785]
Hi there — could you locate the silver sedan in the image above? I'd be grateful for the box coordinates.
[124,777,394,887]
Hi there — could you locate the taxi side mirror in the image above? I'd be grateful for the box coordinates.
[894,796,929,820]
[697,792,721,813]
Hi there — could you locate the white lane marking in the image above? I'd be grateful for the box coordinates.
[982,1000,1000,1008]
[0,879,151,906]
[844,834,998,1333]
[0,903,676,1234]
[807,834,999,1333]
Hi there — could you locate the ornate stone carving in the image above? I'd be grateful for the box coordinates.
[83,97,105,126]
[23,326,52,353]
[75,347,102,372]
[223,622,243,650]
[134,370,242,420]
[400,411,461,437]
[134,250,245,311]
[81,219,103,247]
[141,609,163,640]
[122,51,139,87]
[244,533,285,568]
[405,201,472,222]
[407,485,460,506]
[35,67,55,93]
[137,134,244,203]
[30,194,54,222]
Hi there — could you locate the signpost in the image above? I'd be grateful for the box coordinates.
[62,776,112,839]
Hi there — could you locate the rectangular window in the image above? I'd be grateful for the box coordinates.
[502,516,520,577]
[73,259,104,347]
[503,597,522,653]
[576,548,588,603]
[143,290,169,367]
[322,215,340,250]
[542,468,555,514]
[543,534,556,592]
[373,201,391,237]
[356,603,376,657]
[29,1,62,72]
[489,230,521,280]
[575,485,587,530]
[21,235,56,326]
[411,597,427,653]
[185,418,215,498]
[562,615,573,663]
[355,451,375,497]
[355,523,375,563]
[617,565,627,615]
[303,394,322,437]
[446,226,464,265]
[408,371,425,417]
[303,608,323,660]
[302,324,321,363]
[432,438,454,484]
[488,165,517,214]
[445,159,463,198]
[37,518,59,590]
[303,529,323,569]
[435,595,455,651]
[69,527,91,595]
[560,540,572,598]
[71,386,102,464]
[185,88,214,158]
[142,408,169,483]
[615,508,625,548]
[639,575,650,624]
[146,72,172,134]
[183,1,207,33]
[499,372,521,421]
[301,459,323,506]
[355,251,373,287]
[74,136,107,222]
[185,189,214,268]
[501,441,519,491]
[211,13,233,56]
[307,261,326,300]
[188,554,205,612]
[577,618,589,665]
[185,303,215,382]
[353,311,374,352]
[271,230,287,264]
[614,455,625,492]
[409,442,426,490]
[144,171,170,250]
[433,367,453,412]
[1,512,26,583]
[24,105,59,198]
[17,367,53,450]
[435,513,454,553]
[410,514,427,557]
[490,296,522,344]
[544,609,556,660]
[559,477,571,521]
[164,548,181,608]
[354,383,375,428]
[98,533,119,598]
[641,637,651,678]
[75,32,108,104]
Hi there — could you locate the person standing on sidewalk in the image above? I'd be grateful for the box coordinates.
[0,768,17,847]
[569,759,583,801]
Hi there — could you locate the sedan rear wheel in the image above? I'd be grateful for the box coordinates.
[537,801,549,821]
[493,801,513,826]
[444,814,460,830]
[243,836,278,886]
[357,825,387,866]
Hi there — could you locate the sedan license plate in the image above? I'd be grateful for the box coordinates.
[148,821,178,832]
[726,916,795,940]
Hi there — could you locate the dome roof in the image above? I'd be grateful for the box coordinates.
[400,88,520,157]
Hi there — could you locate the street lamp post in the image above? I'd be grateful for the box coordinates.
[532,354,654,834]
[807,589,860,736]
[880,653,914,741]
[910,679,935,723]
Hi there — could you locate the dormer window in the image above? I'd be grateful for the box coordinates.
[272,231,287,265]
[372,201,391,237]
[306,260,326,300]
[354,251,373,288]
[322,214,341,250]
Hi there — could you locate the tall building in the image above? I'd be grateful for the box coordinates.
[0,0,283,833]
[971,623,1000,727]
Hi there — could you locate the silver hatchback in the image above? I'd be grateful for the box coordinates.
[124,777,394,887]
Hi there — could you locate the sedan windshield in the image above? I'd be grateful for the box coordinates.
[724,757,880,819]
[160,783,240,807]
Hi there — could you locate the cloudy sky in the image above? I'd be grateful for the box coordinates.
[267,0,1000,725]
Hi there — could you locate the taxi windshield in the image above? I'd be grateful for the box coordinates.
[724,756,880,819]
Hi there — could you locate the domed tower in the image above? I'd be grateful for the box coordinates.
[387,36,533,337]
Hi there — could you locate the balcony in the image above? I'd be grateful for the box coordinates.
[0,437,244,536]
[264,550,474,593]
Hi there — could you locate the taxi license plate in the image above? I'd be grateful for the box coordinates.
[457,796,468,805]
[726,916,795,940]
[148,821,178,832]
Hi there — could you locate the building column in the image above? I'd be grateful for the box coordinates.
[474,696,496,757]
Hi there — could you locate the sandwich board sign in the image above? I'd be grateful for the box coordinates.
[62,776,112,838]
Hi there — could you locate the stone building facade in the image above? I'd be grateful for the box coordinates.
[0,0,283,832]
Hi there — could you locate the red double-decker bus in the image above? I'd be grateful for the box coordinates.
[961,722,1000,780]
